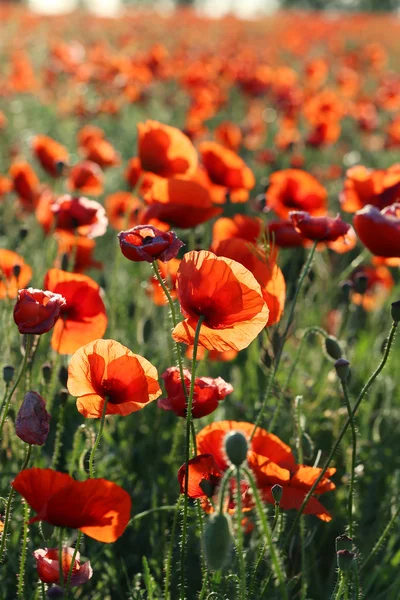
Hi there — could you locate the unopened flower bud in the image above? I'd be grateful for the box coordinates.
[224,431,248,466]
[353,273,368,295]
[58,365,68,388]
[337,549,356,572]
[13,264,21,279]
[42,362,52,384]
[60,252,69,272]
[340,280,353,303]
[19,227,28,241]
[199,479,215,498]
[3,365,14,383]
[58,388,69,406]
[15,391,51,446]
[55,160,66,176]
[324,336,343,360]
[391,300,400,323]
[204,513,232,571]
[334,358,350,382]
[335,534,353,552]
[271,484,283,504]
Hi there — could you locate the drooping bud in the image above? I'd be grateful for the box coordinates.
[337,549,356,572]
[335,534,353,553]
[42,362,52,385]
[203,513,232,571]
[3,365,14,384]
[271,484,283,504]
[353,273,368,295]
[391,300,400,323]
[15,391,51,446]
[224,431,248,467]
[324,336,343,361]
[340,280,352,303]
[334,358,350,382]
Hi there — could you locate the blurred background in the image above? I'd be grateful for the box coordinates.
[0,0,397,18]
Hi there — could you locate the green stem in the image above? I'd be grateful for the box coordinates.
[218,466,235,514]
[65,530,83,597]
[50,403,65,470]
[251,242,317,440]
[0,335,32,439]
[17,500,30,599]
[235,467,246,600]
[341,381,357,538]
[58,529,65,589]
[0,444,32,561]
[180,315,204,600]
[283,321,398,549]
[243,467,288,600]
[361,502,400,571]
[88,398,108,478]
[164,496,182,600]
[294,396,307,600]
[335,574,346,600]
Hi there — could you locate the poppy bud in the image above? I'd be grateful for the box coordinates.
[324,336,343,360]
[391,300,400,323]
[271,484,283,504]
[19,227,28,241]
[353,273,368,295]
[118,225,184,263]
[334,358,350,382]
[204,513,232,571]
[13,264,21,279]
[224,431,248,466]
[336,549,356,572]
[58,365,68,388]
[60,252,69,272]
[340,280,353,303]
[42,362,52,384]
[58,388,69,406]
[13,288,66,335]
[335,534,353,552]
[15,391,51,446]
[55,160,67,176]
[199,479,215,498]
[3,365,14,383]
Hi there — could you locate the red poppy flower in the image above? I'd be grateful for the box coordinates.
[13,288,66,334]
[138,120,198,178]
[212,238,285,327]
[9,161,40,210]
[177,454,223,498]
[290,211,350,242]
[172,250,269,352]
[32,135,68,177]
[51,194,108,238]
[264,170,327,219]
[185,346,238,363]
[199,141,255,193]
[67,339,161,418]
[78,125,105,149]
[0,175,12,198]
[125,157,142,189]
[54,231,102,273]
[106,192,143,232]
[44,269,107,355]
[118,225,184,263]
[212,215,263,245]
[68,161,104,196]
[215,121,242,152]
[353,203,400,257]
[349,265,394,311]
[83,139,120,169]
[266,220,306,248]
[12,468,131,543]
[158,367,233,418]
[340,164,400,213]
[15,391,51,446]
[33,547,93,587]
[141,176,222,229]
[0,250,32,299]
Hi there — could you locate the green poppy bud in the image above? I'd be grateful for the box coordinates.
[337,549,356,572]
[334,358,350,382]
[204,513,232,571]
[224,431,248,466]
[391,300,400,323]
[271,484,283,504]
[324,336,343,360]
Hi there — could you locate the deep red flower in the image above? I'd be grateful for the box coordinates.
[15,391,51,446]
[353,203,400,257]
[118,225,184,263]
[290,211,350,242]
[52,194,108,238]
[13,288,66,334]
[177,454,223,498]
[68,161,104,196]
[33,547,93,587]
[158,367,233,418]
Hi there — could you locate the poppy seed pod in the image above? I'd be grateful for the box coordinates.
[271,484,283,504]
[337,549,356,572]
[391,300,400,323]
[334,358,350,382]
[203,513,232,571]
[324,336,343,360]
[335,534,353,552]
[224,431,248,466]
[15,391,51,446]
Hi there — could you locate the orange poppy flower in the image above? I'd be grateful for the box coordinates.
[349,265,394,311]
[67,339,161,418]
[51,195,108,238]
[340,164,400,213]
[125,157,142,189]
[142,176,222,229]
[158,367,233,419]
[264,169,327,219]
[83,139,120,169]
[32,135,69,177]
[0,176,12,198]
[306,120,341,148]
[9,161,40,210]
[54,231,102,273]
[172,250,269,352]
[215,121,242,152]
[0,249,32,299]
[105,192,143,231]
[353,203,400,258]
[212,238,285,327]
[212,215,263,245]
[199,141,255,194]
[185,345,238,362]
[177,454,223,499]
[147,258,180,306]
[138,120,198,178]
[44,269,107,354]
[12,468,131,543]
[77,125,105,149]
[68,161,104,196]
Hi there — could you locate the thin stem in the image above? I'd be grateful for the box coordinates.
[341,381,357,538]
[65,531,83,597]
[180,315,204,600]
[235,467,246,600]
[164,495,182,600]
[334,574,345,600]
[58,529,64,589]
[243,467,288,600]
[17,500,30,599]
[361,502,400,570]
[88,398,108,478]
[0,444,32,561]
[0,335,32,439]
[218,466,235,514]
[294,396,307,600]
[251,242,317,440]
[283,321,398,549]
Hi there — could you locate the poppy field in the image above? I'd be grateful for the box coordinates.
[1,4,400,599]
